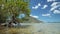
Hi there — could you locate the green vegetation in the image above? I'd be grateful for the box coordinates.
[0,0,30,23]
[0,0,31,34]
[0,27,32,34]
[0,0,44,34]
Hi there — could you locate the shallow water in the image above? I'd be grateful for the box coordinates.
[0,23,60,34]
[21,23,60,34]
[33,23,60,34]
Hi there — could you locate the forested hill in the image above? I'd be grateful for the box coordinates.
[24,16,44,23]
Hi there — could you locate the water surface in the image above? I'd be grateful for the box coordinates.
[21,23,60,34]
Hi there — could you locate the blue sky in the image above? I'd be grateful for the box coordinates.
[29,0,60,22]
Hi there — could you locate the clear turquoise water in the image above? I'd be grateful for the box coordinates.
[32,23,60,34]
[21,23,60,34]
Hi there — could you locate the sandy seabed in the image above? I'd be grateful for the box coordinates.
[0,23,60,34]
[31,23,60,34]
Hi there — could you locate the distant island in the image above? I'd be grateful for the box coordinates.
[47,22,60,23]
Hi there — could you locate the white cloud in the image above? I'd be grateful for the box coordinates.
[50,5,60,11]
[32,3,41,9]
[42,5,48,9]
[51,2,59,7]
[42,13,51,17]
[30,15,39,18]
[50,2,60,11]
[32,6,38,9]
[50,2,60,14]
[38,3,41,6]
[47,0,56,2]
[53,10,60,14]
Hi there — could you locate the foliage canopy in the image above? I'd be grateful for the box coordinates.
[0,0,30,23]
